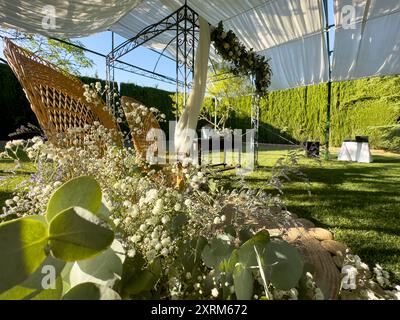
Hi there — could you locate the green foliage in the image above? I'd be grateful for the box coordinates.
[221,77,400,151]
[198,230,303,300]
[0,256,65,300]
[264,240,304,290]
[46,175,102,222]
[120,256,161,297]
[0,176,115,298]
[48,207,114,261]
[0,216,48,293]
[211,21,272,96]
[233,263,254,300]
[201,237,234,269]
[1,29,93,75]
[66,239,125,288]
[62,282,121,300]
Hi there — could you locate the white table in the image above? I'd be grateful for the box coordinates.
[338,141,372,163]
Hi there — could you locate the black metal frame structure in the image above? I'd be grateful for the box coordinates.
[106,3,199,118]
[105,2,260,163]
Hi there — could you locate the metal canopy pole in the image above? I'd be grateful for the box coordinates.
[251,76,260,168]
[323,0,334,160]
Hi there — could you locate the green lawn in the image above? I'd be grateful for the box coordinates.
[1,144,400,282]
[217,145,400,283]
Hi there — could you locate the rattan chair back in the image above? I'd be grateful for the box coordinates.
[3,38,120,144]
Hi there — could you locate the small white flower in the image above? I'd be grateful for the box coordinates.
[5,199,13,206]
[146,250,157,261]
[139,224,147,232]
[221,215,226,222]
[123,200,132,207]
[129,205,139,217]
[161,216,170,224]
[127,249,136,258]
[213,217,221,225]
[161,237,171,247]
[211,288,219,298]
[124,217,132,224]
[161,248,169,256]
[174,203,181,211]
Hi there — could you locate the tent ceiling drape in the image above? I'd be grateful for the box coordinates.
[332,0,400,81]
[0,0,142,38]
[111,0,329,91]
[1,0,400,90]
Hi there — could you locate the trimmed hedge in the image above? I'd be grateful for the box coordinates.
[0,63,39,139]
[221,78,400,150]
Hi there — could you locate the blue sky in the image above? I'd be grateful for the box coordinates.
[0,0,335,92]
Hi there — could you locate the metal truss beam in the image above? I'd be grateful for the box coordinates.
[108,4,199,62]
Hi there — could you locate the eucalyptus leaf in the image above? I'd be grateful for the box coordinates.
[122,258,161,295]
[46,176,102,222]
[264,240,304,290]
[233,263,254,300]
[67,239,125,287]
[0,255,64,300]
[62,282,121,300]
[48,206,114,261]
[237,231,270,267]
[0,217,48,293]
[201,238,234,269]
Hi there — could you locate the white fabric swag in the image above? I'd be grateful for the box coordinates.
[174,17,210,156]
[0,0,142,38]
[332,0,400,81]
[1,0,400,89]
[111,0,330,91]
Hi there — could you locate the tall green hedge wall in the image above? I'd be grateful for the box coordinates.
[223,77,399,150]
[0,62,399,151]
[0,63,39,139]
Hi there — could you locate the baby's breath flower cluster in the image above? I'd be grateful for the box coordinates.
[83,82,123,123]
[339,251,400,300]
[124,101,166,137]
[1,121,399,300]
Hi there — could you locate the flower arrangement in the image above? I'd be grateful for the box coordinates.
[211,21,272,96]
[0,85,399,300]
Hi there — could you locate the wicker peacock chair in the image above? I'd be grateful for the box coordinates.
[121,95,184,188]
[121,95,162,161]
[3,38,121,146]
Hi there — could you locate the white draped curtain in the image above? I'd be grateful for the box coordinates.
[174,17,210,156]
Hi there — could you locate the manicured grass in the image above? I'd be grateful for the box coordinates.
[218,145,400,283]
[1,143,399,282]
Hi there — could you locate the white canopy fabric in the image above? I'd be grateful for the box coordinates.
[1,0,400,90]
[0,0,142,38]
[111,0,329,90]
[332,0,400,81]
